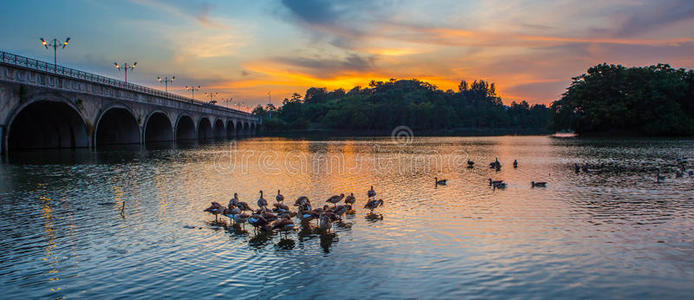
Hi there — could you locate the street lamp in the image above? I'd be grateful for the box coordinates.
[157,75,175,92]
[40,37,70,69]
[114,62,137,83]
[204,91,218,104]
[185,85,201,100]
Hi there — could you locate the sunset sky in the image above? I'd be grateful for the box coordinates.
[1,0,693,109]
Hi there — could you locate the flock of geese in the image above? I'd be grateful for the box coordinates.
[203,158,555,238]
[204,186,384,235]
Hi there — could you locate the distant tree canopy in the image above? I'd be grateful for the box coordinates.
[253,78,551,132]
[551,63,694,136]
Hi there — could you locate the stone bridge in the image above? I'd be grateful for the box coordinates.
[0,51,261,154]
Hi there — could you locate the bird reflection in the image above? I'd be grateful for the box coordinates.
[320,232,338,253]
[275,238,296,250]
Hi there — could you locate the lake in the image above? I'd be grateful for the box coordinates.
[1,136,693,299]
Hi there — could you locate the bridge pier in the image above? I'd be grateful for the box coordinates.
[0,125,5,155]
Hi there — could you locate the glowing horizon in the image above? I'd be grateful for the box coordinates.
[1,0,693,109]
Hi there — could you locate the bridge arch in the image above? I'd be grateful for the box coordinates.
[95,105,141,147]
[213,119,225,139]
[198,117,213,141]
[175,114,196,140]
[144,111,173,144]
[6,96,89,152]
[226,120,236,138]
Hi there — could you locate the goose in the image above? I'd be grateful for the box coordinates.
[272,217,295,236]
[236,201,253,212]
[326,194,345,206]
[364,199,384,213]
[257,190,268,209]
[276,190,284,203]
[294,196,310,207]
[248,214,269,233]
[332,205,351,220]
[531,181,547,188]
[319,213,333,232]
[467,160,475,168]
[368,186,376,199]
[203,202,225,222]
[344,193,356,205]
[273,202,290,213]
[228,193,240,209]
[513,160,518,168]
[574,163,581,174]
[232,213,250,229]
[435,177,447,185]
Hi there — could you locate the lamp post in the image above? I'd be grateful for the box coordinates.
[204,91,218,104]
[114,62,137,83]
[185,85,201,101]
[157,75,175,92]
[40,37,70,70]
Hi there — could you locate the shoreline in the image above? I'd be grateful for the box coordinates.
[257,128,552,138]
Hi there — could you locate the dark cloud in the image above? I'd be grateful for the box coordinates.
[617,0,694,36]
[275,53,376,77]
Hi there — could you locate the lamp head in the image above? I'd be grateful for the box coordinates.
[114,62,120,69]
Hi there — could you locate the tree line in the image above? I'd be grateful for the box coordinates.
[253,78,551,133]
[550,63,694,136]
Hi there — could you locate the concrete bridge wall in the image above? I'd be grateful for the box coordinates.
[0,52,260,154]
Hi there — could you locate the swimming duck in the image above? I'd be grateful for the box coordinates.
[467,160,475,168]
[435,177,447,185]
[531,181,547,188]
[513,160,518,168]
[488,178,504,186]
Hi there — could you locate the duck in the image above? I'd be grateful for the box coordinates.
[493,182,507,189]
[332,205,351,220]
[435,177,447,185]
[531,181,547,188]
[368,186,376,199]
[276,189,284,203]
[513,160,518,168]
[467,159,475,168]
[364,199,384,213]
[574,163,581,174]
[257,190,268,209]
[488,178,504,186]
[326,194,345,206]
[344,193,356,205]
[273,201,290,213]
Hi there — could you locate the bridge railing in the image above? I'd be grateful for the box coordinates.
[0,50,256,120]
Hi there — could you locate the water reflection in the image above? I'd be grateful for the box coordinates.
[1,136,693,298]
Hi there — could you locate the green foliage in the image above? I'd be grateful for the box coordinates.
[552,63,694,136]
[259,78,551,132]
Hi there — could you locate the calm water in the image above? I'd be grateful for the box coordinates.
[1,136,693,299]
